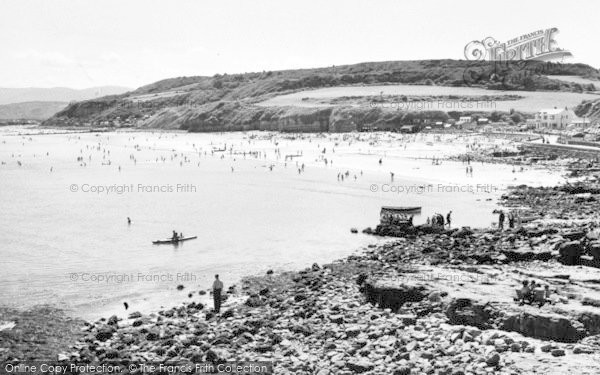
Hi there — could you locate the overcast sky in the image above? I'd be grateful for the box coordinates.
[1,0,599,89]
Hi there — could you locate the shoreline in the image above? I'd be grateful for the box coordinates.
[6,194,600,374]
[4,128,600,374]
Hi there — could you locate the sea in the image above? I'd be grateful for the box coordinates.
[0,126,566,319]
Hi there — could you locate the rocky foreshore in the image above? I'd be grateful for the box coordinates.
[4,181,600,374]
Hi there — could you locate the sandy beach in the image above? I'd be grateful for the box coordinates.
[0,127,569,320]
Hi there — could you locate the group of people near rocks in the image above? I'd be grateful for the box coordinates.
[427,211,452,228]
[497,210,519,230]
[516,280,553,307]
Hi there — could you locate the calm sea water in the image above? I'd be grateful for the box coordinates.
[0,127,565,319]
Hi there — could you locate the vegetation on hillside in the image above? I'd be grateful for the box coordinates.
[576,98,600,122]
[44,60,600,131]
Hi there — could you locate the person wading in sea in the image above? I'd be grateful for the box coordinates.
[212,274,224,313]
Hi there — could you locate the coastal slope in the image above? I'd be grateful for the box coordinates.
[43,60,600,131]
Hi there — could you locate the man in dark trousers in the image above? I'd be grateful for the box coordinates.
[499,211,505,230]
[212,274,223,313]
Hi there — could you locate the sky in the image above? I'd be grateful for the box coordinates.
[1,0,599,89]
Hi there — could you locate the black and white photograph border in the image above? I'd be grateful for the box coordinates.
[1,0,600,374]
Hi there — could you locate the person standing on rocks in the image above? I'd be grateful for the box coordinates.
[498,211,505,230]
[508,211,515,229]
[212,274,224,313]
[446,211,452,228]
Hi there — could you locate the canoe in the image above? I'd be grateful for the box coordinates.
[152,236,197,245]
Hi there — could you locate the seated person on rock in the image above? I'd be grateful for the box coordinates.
[531,284,546,307]
[516,280,531,304]
[542,284,556,305]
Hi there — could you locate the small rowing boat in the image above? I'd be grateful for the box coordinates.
[152,236,197,245]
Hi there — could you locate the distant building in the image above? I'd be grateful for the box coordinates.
[534,107,577,130]
[457,116,472,125]
[456,116,475,130]
[477,117,489,125]
[568,117,592,129]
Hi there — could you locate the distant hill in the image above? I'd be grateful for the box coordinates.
[0,86,131,106]
[0,101,69,120]
[44,60,600,132]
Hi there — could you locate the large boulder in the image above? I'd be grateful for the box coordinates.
[578,311,600,335]
[445,298,499,329]
[501,312,586,343]
[588,241,600,260]
[558,241,583,265]
[362,278,427,311]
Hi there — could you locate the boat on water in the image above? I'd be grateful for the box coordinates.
[152,236,198,245]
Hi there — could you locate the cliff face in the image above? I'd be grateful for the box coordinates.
[43,60,600,132]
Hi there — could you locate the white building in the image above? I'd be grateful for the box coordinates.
[534,107,577,130]
[457,116,472,125]
[456,116,476,130]
[568,117,592,129]
[525,119,537,129]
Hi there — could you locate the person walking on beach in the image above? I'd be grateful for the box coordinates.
[212,274,224,313]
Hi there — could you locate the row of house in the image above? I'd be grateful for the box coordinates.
[362,108,595,133]
[527,107,594,130]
